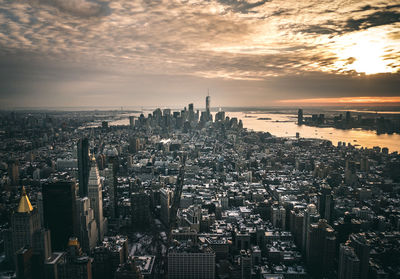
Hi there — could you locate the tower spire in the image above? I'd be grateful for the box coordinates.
[17,186,33,213]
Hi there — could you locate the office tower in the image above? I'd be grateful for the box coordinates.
[8,160,19,186]
[131,192,151,229]
[78,138,90,198]
[301,204,319,251]
[188,103,194,122]
[160,188,173,226]
[10,187,52,278]
[61,237,93,279]
[317,184,334,223]
[44,252,66,279]
[168,244,215,279]
[346,111,351,124]
[240,250,252,279]
[206,95,210,113]
[298,109,303,125]
[88,156,105,241]
[349,233,370,279]
[11,187,41,255]
[93,235,129,279]
[129,116,135,127]
[76,197,98,253]
[15,247,33,279]
[129,137,141,154]
[338,244,360,279]
[272,206,286,229]
[306,219,336,275]
[42,181,78,251]
[37,192,44,227]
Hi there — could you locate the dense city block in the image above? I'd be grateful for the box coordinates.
[0,101,399,279]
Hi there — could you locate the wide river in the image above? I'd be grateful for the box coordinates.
[226,112,400,153]
[106,111,400,153]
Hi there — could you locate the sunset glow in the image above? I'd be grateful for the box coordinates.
[280,97,400,105]
[332,28,398,75]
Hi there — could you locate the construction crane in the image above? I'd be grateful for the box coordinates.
[168,153,186,244]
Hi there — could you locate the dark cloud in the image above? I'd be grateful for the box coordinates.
[344,10,400,31]
[299,25,338,35]
[217,0,270,14]
[37,0,111,17]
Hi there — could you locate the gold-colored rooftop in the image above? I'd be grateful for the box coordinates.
[17,186,33,213]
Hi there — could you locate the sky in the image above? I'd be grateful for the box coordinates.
[0,0,399,109]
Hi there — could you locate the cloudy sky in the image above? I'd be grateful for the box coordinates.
[0,0,399,108]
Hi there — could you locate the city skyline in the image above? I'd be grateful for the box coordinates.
[0,0,399,108]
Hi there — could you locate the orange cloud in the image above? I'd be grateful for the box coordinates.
[279,96,400,105]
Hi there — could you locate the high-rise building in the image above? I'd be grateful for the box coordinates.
[168,244,215,279]
[129,116,135,127]
[93,235,129,279]
[338,244,360,279]
[131,192,151,229]
[76,197,98,253]
[160,188,173,226]
[60,237,93,279]
[11,187,41,255]
[346,111,351,125]
[317,184,334,223]
[88,156,105,241]
[240,250,252,279]
[205,94,211,122]
[297,109,303,125]
[306,219,336,275]
[42,181,78,251]
[8,160,19,186]
[9,187,52,278]
[78,138,90,198]
[272,206,286,229]
[188,103,194,122]
[349,233,370,279]
[301,204,319,251]
[15,247,33,279]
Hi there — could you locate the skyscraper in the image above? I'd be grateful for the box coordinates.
[206,94,211,122]
[349,233,370,279]
[10,187,52,277]
[129,116,135,127]
[76,197,98,253]
[168,244,215,279]
[88,156,105,241]
[301,204,319,251]
[11,187,41,260]
[338,244,360,279]
[78,138,90,198]
[306,219,336,275]
[298,109,303,125]
[42,181,78,251]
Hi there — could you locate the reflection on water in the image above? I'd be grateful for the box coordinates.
[227,112,400,153]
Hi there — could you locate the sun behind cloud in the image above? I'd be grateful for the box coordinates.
[332,27,399,75]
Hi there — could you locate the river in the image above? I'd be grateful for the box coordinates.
[103,110,400,153]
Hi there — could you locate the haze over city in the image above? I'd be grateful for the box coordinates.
[0,0,399,108]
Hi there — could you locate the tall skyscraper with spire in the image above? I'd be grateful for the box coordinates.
[88,155,105,241]
[206,94,210,116]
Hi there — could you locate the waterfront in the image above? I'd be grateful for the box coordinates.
[103,110,400,153]
[227,112,400,153]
